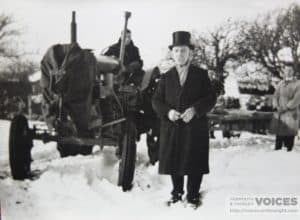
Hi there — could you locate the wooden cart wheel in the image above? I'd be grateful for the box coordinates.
[9,115,33,180]
[118,117,137,191]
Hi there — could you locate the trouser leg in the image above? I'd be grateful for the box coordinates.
[283,136,295,151]
[275,135,283,150]
[171,175,184,196]
[187,174,203,202]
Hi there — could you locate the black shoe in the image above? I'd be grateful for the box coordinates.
[187,197,202,209]
[166,193,183,206]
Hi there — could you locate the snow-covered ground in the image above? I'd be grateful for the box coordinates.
[1,119,300,220]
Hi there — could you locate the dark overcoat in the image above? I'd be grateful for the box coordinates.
[152,65,216,175]
[104,39,144,86]
[104,39,143,67]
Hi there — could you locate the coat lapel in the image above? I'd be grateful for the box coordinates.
[181,66,193,91]
[170,67,182,91]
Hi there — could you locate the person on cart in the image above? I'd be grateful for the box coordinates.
[104,29,145,88]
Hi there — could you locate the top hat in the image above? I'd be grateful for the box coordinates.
[169,31,194,50]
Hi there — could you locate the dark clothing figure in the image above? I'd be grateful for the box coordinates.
[152,65,216,205]
[275,135,294,151]
[152,31,216,207]
[152,65,216,175]
[141,66,162,164]
[104,39,144,87]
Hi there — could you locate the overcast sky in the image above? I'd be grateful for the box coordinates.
[2,0,300,67]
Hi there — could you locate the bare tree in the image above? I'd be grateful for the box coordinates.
[192,21,247,96]
[0,59,38,81]
[0,13,20,59]
[278,3,300,75]
[193,20,245,83]
[238,7,298,79]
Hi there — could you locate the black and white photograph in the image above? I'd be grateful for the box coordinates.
[1,0,300,219]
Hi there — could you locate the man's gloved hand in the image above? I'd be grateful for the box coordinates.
[168,109,181,122]
[180,107,196,123]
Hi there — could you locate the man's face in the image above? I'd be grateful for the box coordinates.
[121,31,132,45]
[171,46,191,66]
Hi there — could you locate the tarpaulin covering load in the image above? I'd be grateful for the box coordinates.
[40,43,100,136]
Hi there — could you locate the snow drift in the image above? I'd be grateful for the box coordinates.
[1,119,300,220]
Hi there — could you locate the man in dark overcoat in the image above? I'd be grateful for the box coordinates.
[152,31,216,208]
